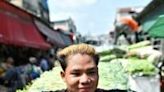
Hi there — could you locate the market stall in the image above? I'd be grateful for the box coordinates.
[0,0,51,50]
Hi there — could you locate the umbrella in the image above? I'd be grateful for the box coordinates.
[148,15,164,38]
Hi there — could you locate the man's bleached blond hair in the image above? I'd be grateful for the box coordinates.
[57,43,99,71]
[57,43,95,58]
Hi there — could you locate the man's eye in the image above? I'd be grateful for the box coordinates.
[88,71,97,75]
[71,72,80,76]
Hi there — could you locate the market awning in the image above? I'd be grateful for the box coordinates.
[0,1,51,50]
[141,20,156,33]
[139,14,160,33]
[148,15,164,38]
[34,18,69,48]
[135,0,164,33]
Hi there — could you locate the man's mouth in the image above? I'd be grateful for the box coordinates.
[79,87,91,92]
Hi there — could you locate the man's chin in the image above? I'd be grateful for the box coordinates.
[79,88,94,92]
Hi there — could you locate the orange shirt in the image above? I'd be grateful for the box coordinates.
[119,17,139,32]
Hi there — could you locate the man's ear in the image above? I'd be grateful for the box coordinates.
[60,71,66,82]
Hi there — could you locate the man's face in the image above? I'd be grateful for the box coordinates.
[61,53,99,92]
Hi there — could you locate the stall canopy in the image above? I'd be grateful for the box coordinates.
[0,1,51,50]
[135,0,164,34]
[34,18,72,48]
[148,15,164,38]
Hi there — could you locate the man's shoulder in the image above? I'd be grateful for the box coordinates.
[96,88,108,92]
[43,89,129,92]
[96,88,128,92]
[42,89,66,92]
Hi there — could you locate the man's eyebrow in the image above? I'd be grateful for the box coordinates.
[87,67,97,71]
[71,67,97,72]
[71,69,81,72]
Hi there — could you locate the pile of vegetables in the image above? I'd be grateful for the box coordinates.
[17,66,66,92]
[99,59,128,90]
[99,40,160,77]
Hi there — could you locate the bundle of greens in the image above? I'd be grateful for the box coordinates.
[127,40,151,50]
[124,57,158,76]
[100,54,116,62]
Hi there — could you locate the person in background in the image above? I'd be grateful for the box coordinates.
[47,54,55,70]
[114,17,139,45]
[0,57,24,92]
[39,54,54,72]
[39,55,49,72]
[55,43,128,92]
[0,56,14,78]
[28,57,42,80]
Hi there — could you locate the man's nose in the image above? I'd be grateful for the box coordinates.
[80,73,90,84]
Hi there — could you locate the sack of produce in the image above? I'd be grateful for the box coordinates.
[128,75,160,92]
